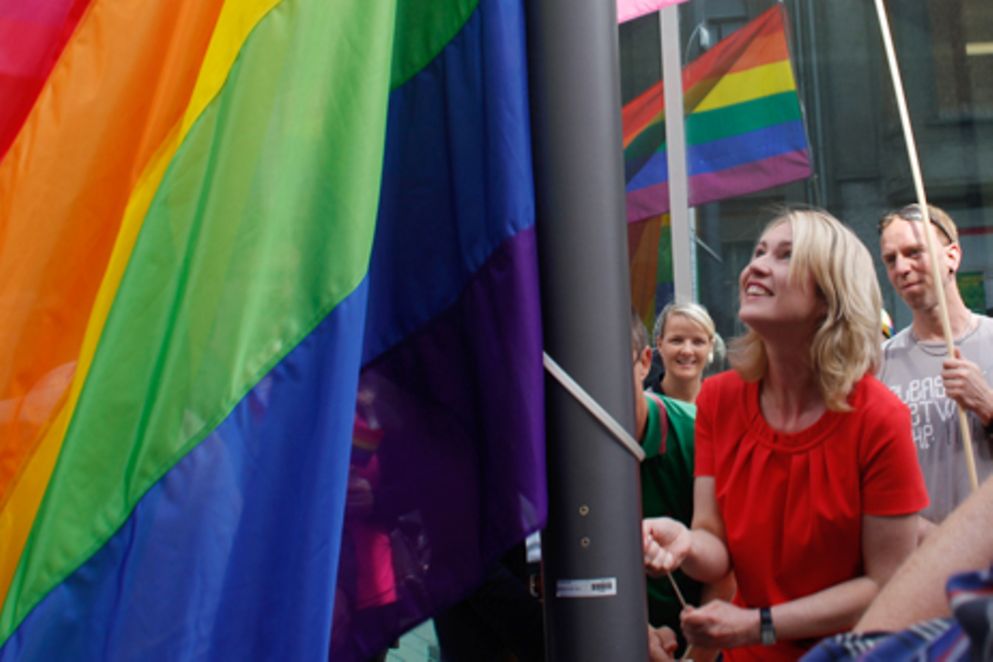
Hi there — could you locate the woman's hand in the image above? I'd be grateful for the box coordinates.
[643,517,692,576]
[681,600,760,649]
[647,625,678,661]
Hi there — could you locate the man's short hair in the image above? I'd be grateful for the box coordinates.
[878,203,959,245]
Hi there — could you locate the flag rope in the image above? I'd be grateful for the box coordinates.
[542,352,646,462]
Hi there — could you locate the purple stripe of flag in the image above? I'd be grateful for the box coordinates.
[626,149,811,221]
[338,229,544,659]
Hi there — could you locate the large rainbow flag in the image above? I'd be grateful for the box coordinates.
[623,4,812,222]
[0,0,545,659]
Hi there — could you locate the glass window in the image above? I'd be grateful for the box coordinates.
[621,0,993,342]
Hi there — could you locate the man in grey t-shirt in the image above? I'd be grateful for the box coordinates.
[878,204,993,529]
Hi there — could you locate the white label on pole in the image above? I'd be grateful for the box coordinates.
[525,531,542,564]
[555,577,617,598]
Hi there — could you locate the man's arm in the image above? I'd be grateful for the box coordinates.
[916,515,937,546]
[856,475,993,632]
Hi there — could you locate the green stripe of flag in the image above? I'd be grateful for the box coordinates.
[626,91,802,165]
[392,0,478,88]
[688,91,801,144]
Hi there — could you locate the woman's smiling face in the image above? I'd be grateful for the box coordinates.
[739,221,823,331]
[658,314,712,383]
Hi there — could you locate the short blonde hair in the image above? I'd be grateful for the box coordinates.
[652,302,716,345]
[729,207,882,411]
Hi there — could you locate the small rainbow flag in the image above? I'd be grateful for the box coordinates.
[0,0,544,659]
[623,4,812,221]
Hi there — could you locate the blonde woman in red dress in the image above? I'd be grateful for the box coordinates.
[643,208,928,661]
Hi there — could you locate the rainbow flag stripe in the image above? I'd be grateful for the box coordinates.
[0,0,545,658]
[622,4,812,221]
[628,214,673,332]
[0,0,89,161]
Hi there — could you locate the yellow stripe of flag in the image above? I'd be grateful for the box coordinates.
[692,60,797,113]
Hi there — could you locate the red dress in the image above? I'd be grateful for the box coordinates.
[695,371,928,661]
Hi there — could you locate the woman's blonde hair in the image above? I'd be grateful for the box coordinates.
[652,302,716,344]
[729,207,882,411]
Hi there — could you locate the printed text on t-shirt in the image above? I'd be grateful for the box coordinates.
[887,376,957,450]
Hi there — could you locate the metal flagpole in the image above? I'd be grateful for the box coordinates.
[660,5,694,303]
[526,0,650,659]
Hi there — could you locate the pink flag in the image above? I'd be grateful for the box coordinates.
[617,0,689,24]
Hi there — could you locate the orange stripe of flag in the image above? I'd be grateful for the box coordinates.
[0,0,226,509]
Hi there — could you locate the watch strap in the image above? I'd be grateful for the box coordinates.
[760,606,776,645]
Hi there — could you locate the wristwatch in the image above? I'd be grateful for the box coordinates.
[759,607,776,645]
